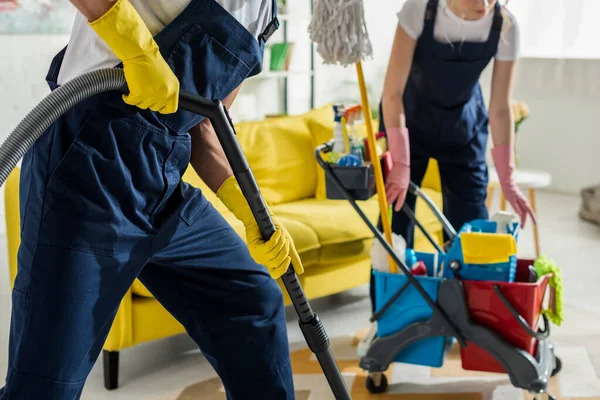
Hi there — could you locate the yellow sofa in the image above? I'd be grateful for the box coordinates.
[4,104,443,390]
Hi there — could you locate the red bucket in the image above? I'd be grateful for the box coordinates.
[460,259,551,373]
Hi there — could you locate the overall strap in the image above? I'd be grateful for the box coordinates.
[258,0,280,45]
[423,0,439,39]
[487,1,504,48]
[491,0,504,32]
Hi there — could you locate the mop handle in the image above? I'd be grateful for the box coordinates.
[355,62,397,273]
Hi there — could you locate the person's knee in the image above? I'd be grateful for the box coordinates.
[209,279,290,384]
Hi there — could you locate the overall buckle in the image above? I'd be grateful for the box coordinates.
[259,17,279,44]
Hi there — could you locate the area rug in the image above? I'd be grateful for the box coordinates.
[154,329,600,400]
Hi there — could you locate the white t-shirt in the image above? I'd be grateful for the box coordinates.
[397,0,519,61]
[57,0,272,85]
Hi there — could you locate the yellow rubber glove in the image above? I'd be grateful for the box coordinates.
[217,176,304,279]
[88,0,179,114]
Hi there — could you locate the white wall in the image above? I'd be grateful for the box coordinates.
[0,35,69,134]
[480,58,600,194]
[0,34,71,234]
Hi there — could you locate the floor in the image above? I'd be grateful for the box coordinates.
[0,190,599,399]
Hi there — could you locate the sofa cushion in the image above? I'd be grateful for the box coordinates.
[131,209,321,298]
[232,116,318,205]
[271,189,444,264]
[421,158,442,192]
[271,197,379,264]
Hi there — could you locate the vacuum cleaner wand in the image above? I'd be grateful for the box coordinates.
[1,69,351,400]
[180,91,352,400]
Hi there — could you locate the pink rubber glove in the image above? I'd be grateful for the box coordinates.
[491,144,537,227]
[385,126,411,211]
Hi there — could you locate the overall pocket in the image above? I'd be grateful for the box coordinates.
[38,113,145,256]
[148,137,191,225]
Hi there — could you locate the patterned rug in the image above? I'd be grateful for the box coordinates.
[153,328,600,399]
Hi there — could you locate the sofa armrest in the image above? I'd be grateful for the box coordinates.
[5,169,21,289]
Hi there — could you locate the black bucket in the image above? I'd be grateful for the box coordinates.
[326,163,376,201]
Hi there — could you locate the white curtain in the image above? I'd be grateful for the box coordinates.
[507,0,600,59]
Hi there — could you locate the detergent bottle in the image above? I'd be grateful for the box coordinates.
[331,104,346,160]
[346,106,365,164]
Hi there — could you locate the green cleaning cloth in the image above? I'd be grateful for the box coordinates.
[533,255,564,326]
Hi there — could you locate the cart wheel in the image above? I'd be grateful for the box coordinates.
[552,356,562,377]
[366,373,388,394]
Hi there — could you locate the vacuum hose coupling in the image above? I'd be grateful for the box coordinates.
[299,314,330,354]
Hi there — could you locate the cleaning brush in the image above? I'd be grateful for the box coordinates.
[308,0,373,66]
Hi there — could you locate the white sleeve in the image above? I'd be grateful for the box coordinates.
[495,10,520,61]
[397,0,426,40]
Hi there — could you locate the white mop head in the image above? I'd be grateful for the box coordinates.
[308,0,373,66]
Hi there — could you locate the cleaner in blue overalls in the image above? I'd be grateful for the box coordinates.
[359,0,537,356]
[1,0,301,398]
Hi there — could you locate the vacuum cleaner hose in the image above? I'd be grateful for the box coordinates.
[0,68,127,187]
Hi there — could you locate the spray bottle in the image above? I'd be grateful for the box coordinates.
[332,104,346,159]
[345,105,365,163]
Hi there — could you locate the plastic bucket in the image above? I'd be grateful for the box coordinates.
[444,219,519,282]
[460,259,550,373]
[374,269,446,368]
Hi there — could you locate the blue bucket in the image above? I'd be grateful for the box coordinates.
[443,219,519,282]
[374,270,446,368]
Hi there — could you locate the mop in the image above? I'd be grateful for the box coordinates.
[308,0,395,271]
[309,0,397,389]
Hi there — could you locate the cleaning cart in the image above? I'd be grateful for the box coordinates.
[315,139,562,400]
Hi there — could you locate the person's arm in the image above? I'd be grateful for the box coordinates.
[380,23,416,211]
[489,58,537,226]
[69,0,180,114]
[69,0,116,21]
[189,85,304,279]
[488,59,517,147]
[381,24,416,130]
[188,84,241,192]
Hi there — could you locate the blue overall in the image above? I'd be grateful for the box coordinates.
[371,0,503,311]
[379,0,503,246]
[0,1,294,399]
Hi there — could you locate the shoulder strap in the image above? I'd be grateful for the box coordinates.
[491,1,504,32]
[422,0,439,39]
[425,0,439,22]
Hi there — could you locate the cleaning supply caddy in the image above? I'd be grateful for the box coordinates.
[315,140,563,399]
